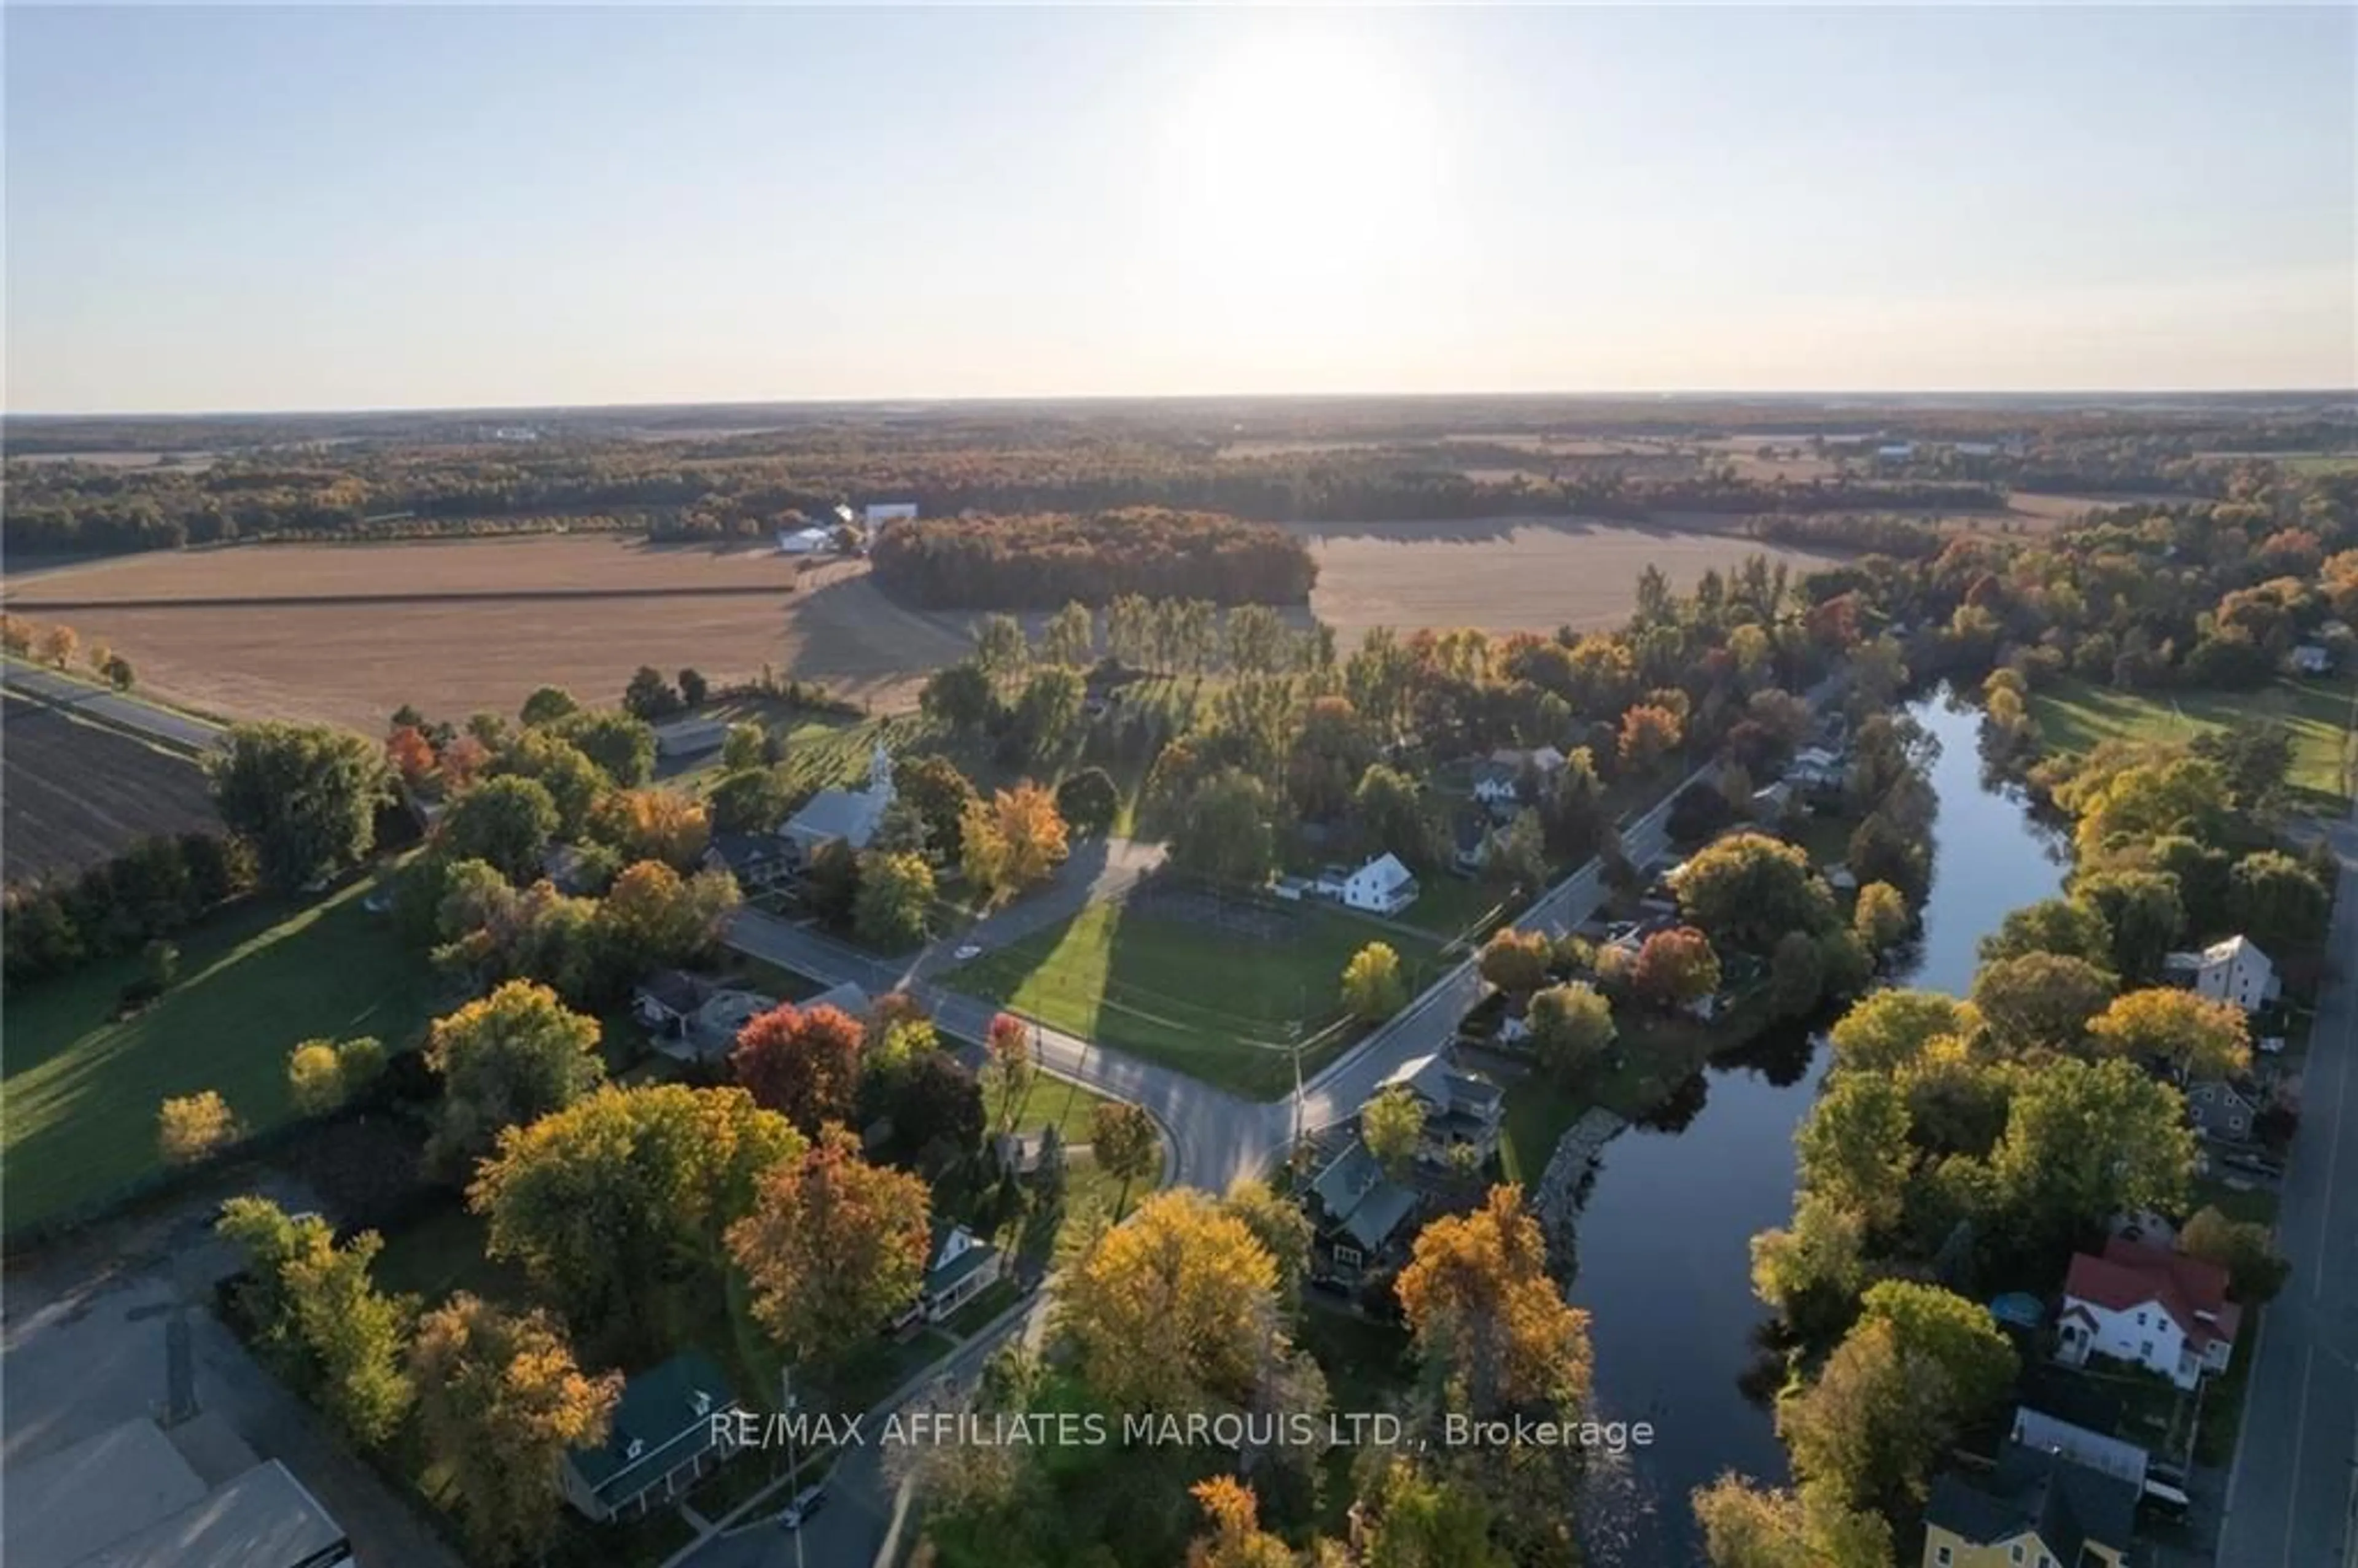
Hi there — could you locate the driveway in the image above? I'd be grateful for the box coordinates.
[0,658,224,751]
[2217,799,2358,1567]
[1,1175,464,1568]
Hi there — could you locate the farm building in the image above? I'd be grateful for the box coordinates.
[2292,643,2333,675]
[652,715,728,758]
[865,501,919,527]
[776,525,836,555]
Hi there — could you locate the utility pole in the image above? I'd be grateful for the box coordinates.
[779,1363,806,1568]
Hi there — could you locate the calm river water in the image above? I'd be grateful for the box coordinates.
[1573,690,2071,1564]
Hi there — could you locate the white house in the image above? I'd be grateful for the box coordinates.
[1783,745,1847,791]
[777,525,836,556]
[865,501,919,527]
[780,743,895,858]
[903,1223,1003,1324]
[1472,762,1522,807]
[2292,643,2333,676]
[1341,853,1419,916]
[2165,935,2276,1014]
[2056,1239,2241,1391]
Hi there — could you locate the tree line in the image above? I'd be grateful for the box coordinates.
[870,508,1317,609]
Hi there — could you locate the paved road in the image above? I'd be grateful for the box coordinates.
[2217,801,2358,1567]
[1,659,223,750]
[727,753,1713,1198]
[673,1281,1049,1568]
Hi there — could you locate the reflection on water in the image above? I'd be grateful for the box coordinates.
[1570,689,2069,1564]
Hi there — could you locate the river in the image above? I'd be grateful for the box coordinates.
[1572,689,2072,1564]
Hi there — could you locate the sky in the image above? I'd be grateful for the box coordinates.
[6,5,2353,413]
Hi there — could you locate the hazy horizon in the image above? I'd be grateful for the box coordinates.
[8,5,2352,415]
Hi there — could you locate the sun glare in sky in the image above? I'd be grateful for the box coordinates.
[1155,29,1450,334]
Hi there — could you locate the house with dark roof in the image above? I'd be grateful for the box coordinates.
[704,831,800,895]
[633,970,715,1038]
[2058,1237,2241,1389]
[1304,1141,1421,1281]
[1921,1440,2138,1568]
[896,1222,1004,1326]
[562,1351,744,1522]
[779,743,895,857]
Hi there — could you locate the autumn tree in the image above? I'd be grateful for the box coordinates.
[1675,833,1835,958]
[1089,1100,1161,1209]
[206,721,393,890]
[473,1084,801,1353]
[585,787,711,869]
[1184,1477,1296,1568]
[728,1125,932,1364]
[37,623,78,668]
[1970,951,2117,1054]
[1691,1475,1893,1568]
[1850,881,1910,957]
[1396,1186,1590,1418]
[1630,926,1723,1013]
[1857,1279,2017,1419]
[158,1090,238,1164]
[2228,850,2329,955]
[1994,1055,2195,1248]
[217,1197,416,1445]
[1795,1072,1915,1232]
[1618,702,1683,773]
[1221,1178,1313,1309]
[441,775,561,882]
[623,665,683,720]
[2073,868,2187,982]
[1361,1084,1426,1180]
[1172,767,1279,887]
[1778,1316,1956,1517]
[961,782,1070,899]
[982,1012,1033,1130]
[287,1034,384,1116]
[2179,1205,2292,1303]
[410,1295,621,1565]
[1343,941,1409,1022]
[519,685,579,726]
[1057,1188,1279,1413]
[731,1003,866,1135]
[425,980,606,1170]
[1353,763,1433,869]
[1478,927,1552,997]
[1042,600,1096,667]
[1977,897,2114,970]
[854,849,936,948]
[1528,982,1616,1083]
[386,724,438,789]
[1749,1195,1869,1341]
[486,729,607,836]
[2087,988,2252,1081]
[596,859,739,974]
[1827,989,1974,1075]
[549,708,657,787]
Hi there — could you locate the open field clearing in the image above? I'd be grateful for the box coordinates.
[2,870,438,1233]
[2,537,968,729]
[1291,516,1845,640]
[950,898,1439,1098]
[2,696,217,882]
[2029,674,2357,807]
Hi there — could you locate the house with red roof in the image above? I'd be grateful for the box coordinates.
[2056,1238,2241,1390]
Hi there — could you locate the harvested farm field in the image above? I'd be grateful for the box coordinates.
[2,696,219,882]
[2,537,971,730]
[1288,517,1846,640]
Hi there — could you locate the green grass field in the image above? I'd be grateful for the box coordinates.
[950,902,1437,1098]
[2028,674,2357,806]
[3,871,440,1232]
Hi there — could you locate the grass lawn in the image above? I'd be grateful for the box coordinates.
[3,869,440,1233]
[2190,1174,2282,1229]
[1500,1080,1582,1187]
[2029,674,2357,807]
[949,902,1439,1098]
[988,1071,1126,1146]
[1396,876,1511,951]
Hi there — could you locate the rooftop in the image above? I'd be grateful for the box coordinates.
[570,1350,740,1500]
[2064,1237,2241,1353]
[1924,1441,2138,1563]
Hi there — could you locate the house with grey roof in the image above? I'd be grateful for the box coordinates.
[779,742,895,858]
[1304,1141,1421,1281]
[562,1351,744,1523]
[2186,1077,2263,1143]
[704,830,800,895]
[1373,1050,1506,1168]
[1921,1440,2138,1568]
[898,1222,1004,1326]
